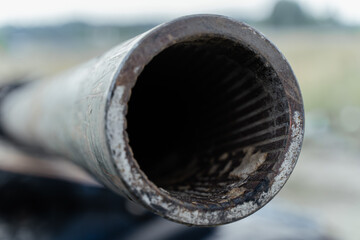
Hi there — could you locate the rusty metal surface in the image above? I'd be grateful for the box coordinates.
[0,15,304,226]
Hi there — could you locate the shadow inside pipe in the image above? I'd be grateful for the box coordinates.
[126,37,290,205]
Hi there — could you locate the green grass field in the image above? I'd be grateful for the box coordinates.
[265,30,360,113]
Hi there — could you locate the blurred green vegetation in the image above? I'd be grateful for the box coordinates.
[264,0,340,27]
[265,30,360,114]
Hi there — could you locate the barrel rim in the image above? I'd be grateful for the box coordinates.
[106,14,304,226]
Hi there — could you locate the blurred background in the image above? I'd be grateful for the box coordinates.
[0,0,359,239]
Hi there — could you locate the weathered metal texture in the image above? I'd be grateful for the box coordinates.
[0,15,304,226]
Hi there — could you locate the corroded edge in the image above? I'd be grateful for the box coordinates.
[105,15,305,226]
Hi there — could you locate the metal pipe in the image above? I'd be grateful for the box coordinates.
[0,15,304,226]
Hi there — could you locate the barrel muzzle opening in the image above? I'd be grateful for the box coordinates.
[113,28,303,225]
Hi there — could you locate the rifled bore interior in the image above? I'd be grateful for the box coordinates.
[126,37,290,206]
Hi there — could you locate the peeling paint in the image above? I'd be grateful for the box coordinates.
[101,16,304,226]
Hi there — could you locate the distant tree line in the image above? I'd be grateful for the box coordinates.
[264,0,339,27]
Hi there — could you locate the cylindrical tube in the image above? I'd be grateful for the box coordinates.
[0,15,304,226]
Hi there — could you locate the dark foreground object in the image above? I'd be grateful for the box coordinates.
[0,171,332,240]
[0,171,215,240]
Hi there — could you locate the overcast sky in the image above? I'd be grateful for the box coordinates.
[0,0,359,26]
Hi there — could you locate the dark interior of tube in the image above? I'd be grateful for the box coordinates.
[126,37,290,205]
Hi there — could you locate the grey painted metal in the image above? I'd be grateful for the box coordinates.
[0,15,304,226]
